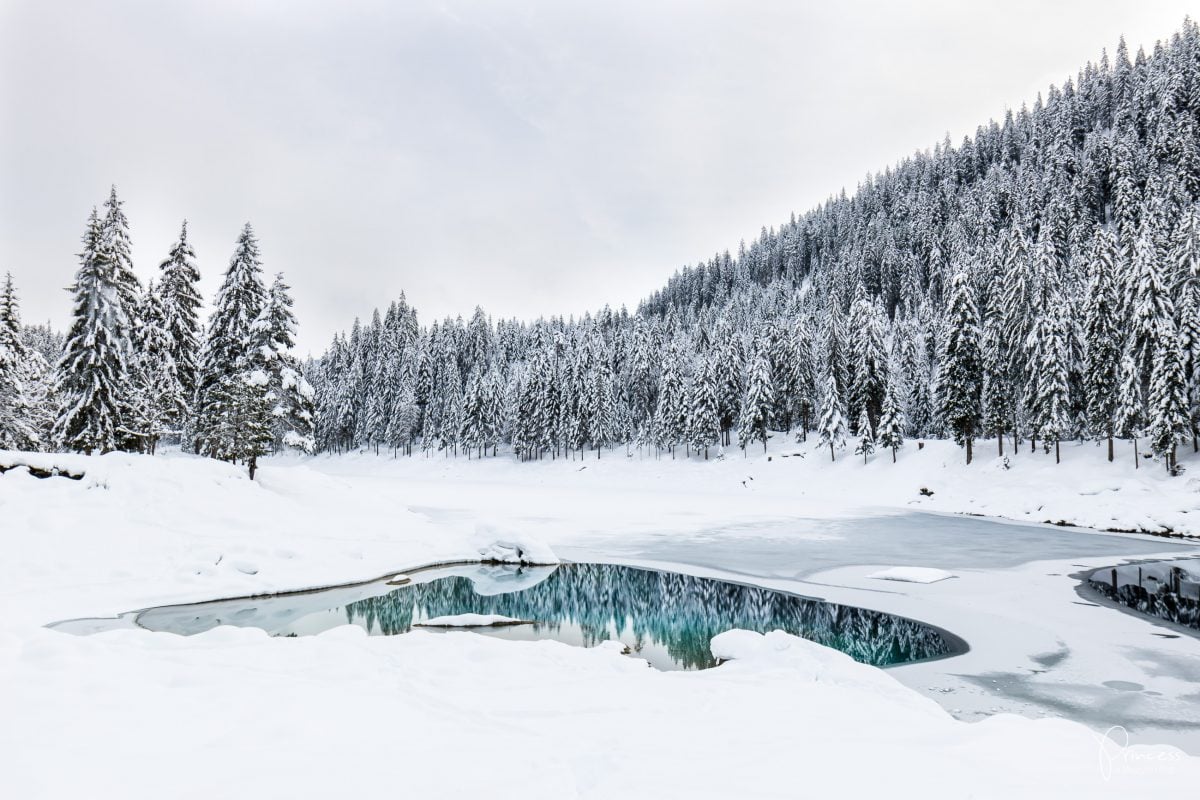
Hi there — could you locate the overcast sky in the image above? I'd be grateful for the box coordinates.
[1,1,1196,353]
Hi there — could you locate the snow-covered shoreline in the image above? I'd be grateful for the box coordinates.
[3,439,1200,796]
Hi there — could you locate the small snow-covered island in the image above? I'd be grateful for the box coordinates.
[4,4,1200,798]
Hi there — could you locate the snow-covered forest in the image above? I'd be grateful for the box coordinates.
[8,22,1200,474]
[0,188,315,475]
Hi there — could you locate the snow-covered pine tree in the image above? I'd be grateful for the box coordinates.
[195,223,269,467]
[688,354,721,459]
[939,272,982,464]
[460,368,487,457]
[877,377,905,463]
[1171,205,1200,451]
[980,271,1012,456]
[1081,228,1123,461]
[52,208,133,454]
[1147,317,1190,474]
[999,227,1032,445]
[784,317,816,438]
[714,318,744,446]
[1128,223,1174,389]
[437,355,463,456]
[854,407,875,464]
[1025,300,1072,463]
[0,273,42,450]
[157,220,203,436]
[482,363,506,456]
[128,282,184,453]
[210,361,275,479]
[100,186,142,316]
[249,273,316,453]
[586,332,619,458]
[1115,349,1147,468]
[816,373,847,462]
[654,341,687,456]
[847,287,888,430]
[736,340,774,454]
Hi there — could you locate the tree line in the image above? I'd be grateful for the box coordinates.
[0,187,314,477]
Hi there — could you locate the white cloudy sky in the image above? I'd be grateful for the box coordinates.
[1,1,1196,353]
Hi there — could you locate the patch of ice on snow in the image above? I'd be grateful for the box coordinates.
[867,566,956,583]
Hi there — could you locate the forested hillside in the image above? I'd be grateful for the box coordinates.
[305,21,1200,471]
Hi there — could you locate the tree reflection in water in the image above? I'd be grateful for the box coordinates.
[344,563,957,669]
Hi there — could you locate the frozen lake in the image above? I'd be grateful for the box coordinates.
[555,512,1193,578]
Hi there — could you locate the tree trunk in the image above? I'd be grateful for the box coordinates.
[248,455,258,481]
[966,436,973,465]
[1133,437,1139,469]
[1107,427,1114,463]
[891,446,896,463]
[997,429,1004,457]
[1055,439,1060,464]
[829,443,835,462]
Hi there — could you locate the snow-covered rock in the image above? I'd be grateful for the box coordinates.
[415,613,531,627]
[476,526,560,565]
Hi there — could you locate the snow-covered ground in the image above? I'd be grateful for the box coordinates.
[3,437,1200,797]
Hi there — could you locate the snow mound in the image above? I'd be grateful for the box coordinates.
[868,566,956,583]
[415,614,532,628]
[710,630,941,712]
[476,526,560,565]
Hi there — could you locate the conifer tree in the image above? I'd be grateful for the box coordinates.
[939,272,982,464]
[157,220,203,428]
[128,282,184,453]
[53,208,133,454]
[848,290,888,430]
[0,273,41,449]
[1025,301,1072,463]
[1082,229,1122,460]
[195,223,269,469]
[980,273,1012,456]
[816,373,847,462]
[736,341,774,453]
[100,186,142,315]
[1115,349,1146,468]
[877,378,905,463]
[688,355,722,459]
[854,407,875,464]
[1148,318,1190,473]
[654,342,687,456]
[249,273,315,453]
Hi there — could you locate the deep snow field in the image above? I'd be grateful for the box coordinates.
[3,436,1200,798]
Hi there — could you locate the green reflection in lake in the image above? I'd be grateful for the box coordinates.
[342,563,959,669]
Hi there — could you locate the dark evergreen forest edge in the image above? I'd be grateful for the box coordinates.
[4,21,1200,476]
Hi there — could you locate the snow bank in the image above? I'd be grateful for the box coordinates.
[2,623,1192,798]
[416,613,531,627]
[868,566,957,583]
